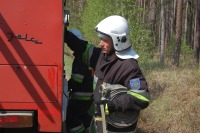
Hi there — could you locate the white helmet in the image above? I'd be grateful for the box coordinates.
[95,15,139,59]
[69,29,85,40]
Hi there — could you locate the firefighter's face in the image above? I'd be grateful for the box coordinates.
[99,36,113,54]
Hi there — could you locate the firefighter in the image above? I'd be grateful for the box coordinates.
[66,29,94,133]
[64,15,150,133]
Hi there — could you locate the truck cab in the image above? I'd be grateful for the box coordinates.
[0,0,68,132]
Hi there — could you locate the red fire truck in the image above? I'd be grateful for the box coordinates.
[0,0,68,132]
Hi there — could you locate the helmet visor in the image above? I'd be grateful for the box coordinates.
[97,33,109,38]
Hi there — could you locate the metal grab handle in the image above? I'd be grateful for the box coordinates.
[100,105,107,133]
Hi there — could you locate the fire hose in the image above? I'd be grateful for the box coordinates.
[100,83,139,128]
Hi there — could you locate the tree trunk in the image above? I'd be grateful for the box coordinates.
[172,0,183,67]
[194,0,200,64]
[171,0,177,35]
[165,0,170,48]
[143,0,146,21]
[160,0,165,64]
[184,1,189,44]
[148,0,156,45]
[187,0,193,47]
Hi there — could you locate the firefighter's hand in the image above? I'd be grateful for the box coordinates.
[112,94,148,111]
[95,100,116,114]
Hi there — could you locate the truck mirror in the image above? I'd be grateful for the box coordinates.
[64,9,70,27]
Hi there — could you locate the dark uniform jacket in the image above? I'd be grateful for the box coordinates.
[65,29,150,132]
[67,58,93,133]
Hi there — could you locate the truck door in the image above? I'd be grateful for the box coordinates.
[0,0,65,132]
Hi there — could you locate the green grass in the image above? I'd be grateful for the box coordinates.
[64,54,73,79]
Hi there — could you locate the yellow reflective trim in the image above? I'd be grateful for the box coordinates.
[105,104,109,115]
[71,76,83,83]
[93,82,96,90]
[70,126,85,133]
[82,44,93,65]
[89,67,93,71]
[71,96,92,100]
[95,117,102,121]
[127,91,150,102]
[101,84,106,90]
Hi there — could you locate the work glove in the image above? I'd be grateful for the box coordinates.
[95,99,116,115]
[112,94,149,111]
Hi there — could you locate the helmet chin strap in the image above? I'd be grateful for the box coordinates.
[108,46,115,55]
[104,46,115,62]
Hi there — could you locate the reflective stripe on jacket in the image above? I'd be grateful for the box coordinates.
[68,59,93,101]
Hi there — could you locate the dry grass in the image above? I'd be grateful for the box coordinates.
[64,52,200,132]
[137,65,200,133]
